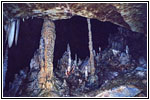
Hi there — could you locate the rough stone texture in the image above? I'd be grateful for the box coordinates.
[113,3,147,35]
[3,3,147,34]
[17,19,56,96]
[38,19,56,89]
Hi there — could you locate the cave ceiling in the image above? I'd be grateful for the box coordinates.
[3,3,147,34]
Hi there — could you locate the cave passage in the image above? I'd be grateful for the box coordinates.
[4,18,43,90]
[3,15,119,90]
[53,15,119,70]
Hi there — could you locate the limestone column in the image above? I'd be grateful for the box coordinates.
[38,19,56,89]
[87,18,95,75]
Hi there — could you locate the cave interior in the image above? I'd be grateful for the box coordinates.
[3,15,147,92]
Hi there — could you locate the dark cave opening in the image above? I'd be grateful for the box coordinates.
[53,16,119,70]
[4,18,43,90]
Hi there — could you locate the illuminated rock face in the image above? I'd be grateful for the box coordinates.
[38,19,56,89]
[3,3,147,34]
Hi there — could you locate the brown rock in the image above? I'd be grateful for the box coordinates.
[3,3,147,34]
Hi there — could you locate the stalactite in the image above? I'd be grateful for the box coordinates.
[38,19,56,89]
[15,19,20,45]
[4,24,10,43]
[4,19,20,48]
[8,20,16,48]
[87,18,95,75]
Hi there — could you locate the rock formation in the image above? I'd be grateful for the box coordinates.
[2,2,147,97]
[3,3,147,34]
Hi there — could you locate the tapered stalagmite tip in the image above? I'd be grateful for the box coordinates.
[67,44,72,72]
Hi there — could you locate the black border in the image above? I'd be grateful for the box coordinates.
[1,1,149,99]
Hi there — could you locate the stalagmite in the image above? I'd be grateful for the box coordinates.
[67,44,72,72]
[78,58,82,66]
[87,18,95,75]
[126,45,129,54]
[99,47,101,53]
[38,19,56,89]
[74,54,77,66]
[85,66,88,80]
